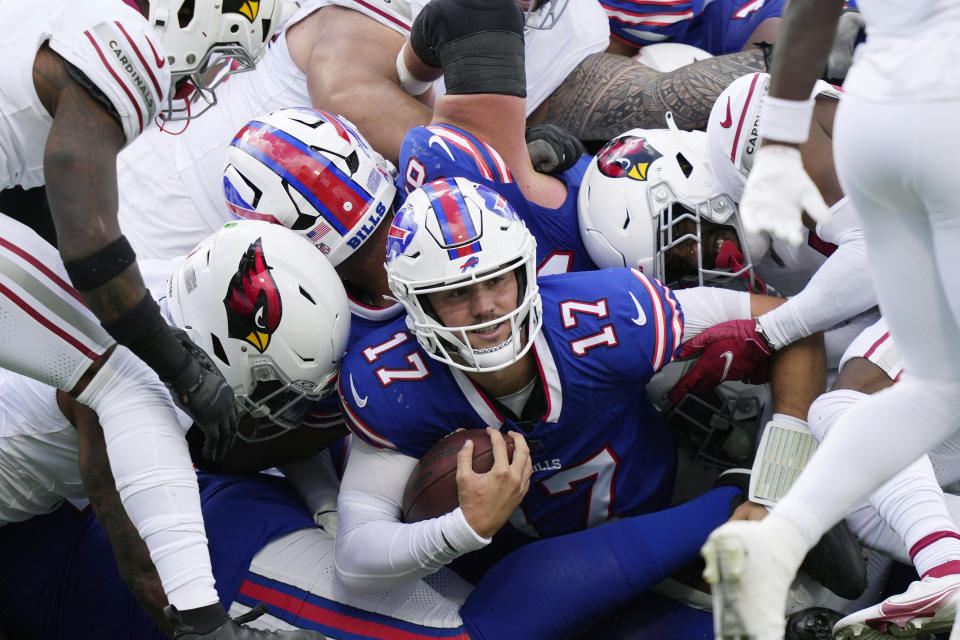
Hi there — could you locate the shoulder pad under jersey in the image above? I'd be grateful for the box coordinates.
[49,1,169,143]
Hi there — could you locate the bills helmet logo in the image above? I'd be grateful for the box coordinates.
[386,204,419,262]
[224,0,260,22]
[223,237,282,353]
[459,256,480,272]
[596,136,663,181]
[476,188,517,221]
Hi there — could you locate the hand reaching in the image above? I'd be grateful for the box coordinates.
[166,328,238,462]
[668,319,773,404]
[739,145,831,247]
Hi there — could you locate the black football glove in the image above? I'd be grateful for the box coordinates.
[525,123,587,174]
[166,328,238,463]
[826,8,864,84]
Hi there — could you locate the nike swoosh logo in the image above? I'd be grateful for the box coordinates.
[719,96,733,129]
[349,374,368,408]
[145,35,166,69]
[720,351,734,381]
[428,134,456,161]
[629,292,647,326]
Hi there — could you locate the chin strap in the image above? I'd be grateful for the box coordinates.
[715,240,767,295]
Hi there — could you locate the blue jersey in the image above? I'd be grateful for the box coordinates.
[398,124,599,276]
[339,268,683,538]
[602,0,786,54]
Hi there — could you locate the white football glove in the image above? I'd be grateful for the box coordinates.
[739,145,832,247]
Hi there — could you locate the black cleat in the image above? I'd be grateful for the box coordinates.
[165,603,324,639]
[785,607,842,640]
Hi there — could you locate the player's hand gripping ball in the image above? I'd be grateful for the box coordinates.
[402,428,515,523]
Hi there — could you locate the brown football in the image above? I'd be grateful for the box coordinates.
[402,428,516,523]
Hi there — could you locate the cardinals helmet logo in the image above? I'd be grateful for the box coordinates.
[596,135,663,181]
[223,0,260,22]
[224,237,282,352]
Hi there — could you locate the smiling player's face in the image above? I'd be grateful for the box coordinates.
[426,271,519,350]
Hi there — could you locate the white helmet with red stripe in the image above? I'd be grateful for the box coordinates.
[223,107,398,267]
[385,177,542,373]
[706,72,842,201]
[147,0,294,120]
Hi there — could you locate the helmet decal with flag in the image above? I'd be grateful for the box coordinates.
[386,177,542,373]
[148,0,294,121]
[224,107,397,267]
[167,220,350,441]
[578,114,758,291]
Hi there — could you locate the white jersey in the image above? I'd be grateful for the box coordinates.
[117,0,609,259]
[0,372,86,524]
[845,0,960,101]
[0,257,192,526]
[0,0,168,190]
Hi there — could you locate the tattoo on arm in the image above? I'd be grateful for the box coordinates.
[534,50,765,143]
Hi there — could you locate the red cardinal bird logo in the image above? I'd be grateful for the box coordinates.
[595,135,663,181]
[223,237,282,353]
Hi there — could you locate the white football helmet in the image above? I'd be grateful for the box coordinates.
[522,0,570,30]
[223,107,398,267]
[166,220,350,441]
[148,0,293,120]
[577,115,759,290]
[385,177,542,373]
[706,72,842,202]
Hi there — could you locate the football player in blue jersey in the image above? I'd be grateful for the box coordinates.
[332,172,829,637]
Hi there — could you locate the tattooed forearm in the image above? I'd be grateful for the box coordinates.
[532,49,766,143]
[74,403,172,636]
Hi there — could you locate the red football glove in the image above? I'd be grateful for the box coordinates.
[667,319,773,404]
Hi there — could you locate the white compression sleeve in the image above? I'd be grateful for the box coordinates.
[77,345,217,609]
[757,198,876,350]
[672,286,751,341]
[335,438,489,594]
